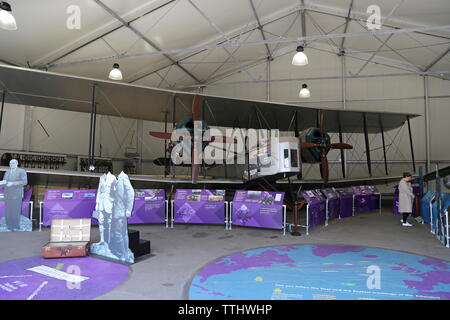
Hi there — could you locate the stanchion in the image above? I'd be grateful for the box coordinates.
[282,205,287,236]
[170,200,174,229]
[224,201,229,230]
[39,201,43,232]
[229,202,233,230]
[165,200,169,228]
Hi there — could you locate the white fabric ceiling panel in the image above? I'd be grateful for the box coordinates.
[0,0,115,66]
[129,0,217,53]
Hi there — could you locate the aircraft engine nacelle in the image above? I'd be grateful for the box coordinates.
[301,127,331,163]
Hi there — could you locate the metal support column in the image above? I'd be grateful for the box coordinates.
[424,76,431,173]
[88,85,96,169]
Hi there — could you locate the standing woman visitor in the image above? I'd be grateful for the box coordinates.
[399,172,415,227]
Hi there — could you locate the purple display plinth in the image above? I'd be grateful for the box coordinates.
[128,189,166,224]
[43,189,97,226]
[352,186,380,213]
[0,188,33,218]
[301,190,326,228]
[0,256,129,300]
[232,190,285,230]
[321,188,340,220]
[174,189,226,225]
[393,185,420,215]
[336,189,354,218]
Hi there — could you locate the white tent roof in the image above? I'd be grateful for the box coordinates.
[0,0,449,87]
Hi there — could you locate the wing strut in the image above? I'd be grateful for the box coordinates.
[0,91,5,135]
[407,115,416,173]
[338,117,346,178]
[379,115,388,175]
[363,112,372,176]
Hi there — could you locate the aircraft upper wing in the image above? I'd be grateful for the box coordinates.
[0,65,419,134]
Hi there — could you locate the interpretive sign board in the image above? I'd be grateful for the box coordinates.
[231,190,285,230]
[173,189,226,225]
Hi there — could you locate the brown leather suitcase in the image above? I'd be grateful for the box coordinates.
[42,218,91,258]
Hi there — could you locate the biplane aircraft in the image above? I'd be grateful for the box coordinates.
[0,64,420,197]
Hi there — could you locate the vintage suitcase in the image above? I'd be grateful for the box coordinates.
[42,218,91,258]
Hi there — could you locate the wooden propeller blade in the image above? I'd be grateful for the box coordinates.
[330,143,353,150]
[319,110,324,135]
[204,136,238,144]
[149,131,191,140]
[192,163,200,184]
[149,132,173,139]
[192,95,201,122]
[300,141,320,148]
[321,152,329,185]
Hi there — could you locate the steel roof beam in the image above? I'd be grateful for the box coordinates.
[339,0,354,53]
[93,0,202,84]
[249,0,272,60]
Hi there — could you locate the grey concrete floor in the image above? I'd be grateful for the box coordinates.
[0,208,449,300]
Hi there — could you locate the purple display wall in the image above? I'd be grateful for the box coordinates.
[43,189,97,226]
[0,188,33,219]
[301,190,326,228]
[321,188,339,220]
[352,186,381,213]
[336,189,354,218]
[173,189,226,225]
[128,189,166,224]
[43,189,166,226]
[231,190,285,230]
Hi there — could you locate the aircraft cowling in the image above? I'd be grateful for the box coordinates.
[175,117,209,151]
[300,127,331,163]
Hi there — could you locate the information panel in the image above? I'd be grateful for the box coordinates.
[43,189,166,226]
[43,189,97,226]
[0,188,32,219]
[321,188,340,220]
[231,190,285,230]
[128,189,166,224]
[335,189,354,218]
[352,186,381,213]
[301,190,326,228]
[173,189,226,225]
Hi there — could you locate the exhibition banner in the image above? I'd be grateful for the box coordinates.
[43,189,167,226]
[336,189,354,218]
[352,186,380,212]
[301,190,326,228]
[0,188,33,218]
[232,190,285,230]
[321,188,340,220]
[128,189,166,224]
[43,189,97,226]
[173,189,226,225]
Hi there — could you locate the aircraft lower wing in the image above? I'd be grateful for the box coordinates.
[276,175,412,189]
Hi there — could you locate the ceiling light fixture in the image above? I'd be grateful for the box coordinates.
[0,1,17,31]
[292,45,308,66]
[109,63,123,81]
[299,83,311,98]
